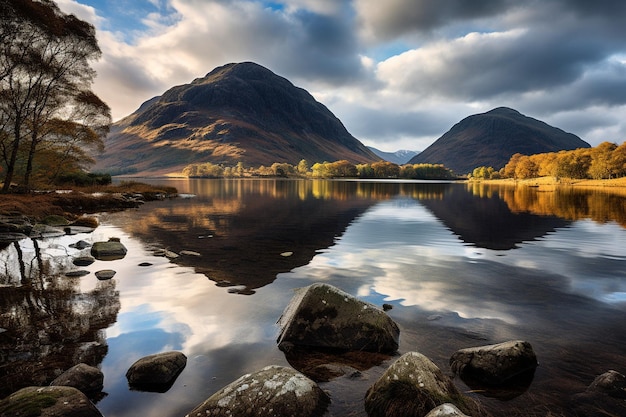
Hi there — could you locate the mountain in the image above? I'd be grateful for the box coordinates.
[408,107,590,174]
[93,62,379,175]
[367,147,419,165]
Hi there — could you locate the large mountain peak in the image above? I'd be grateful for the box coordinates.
[409,107,590,174]
[94,62,378,176]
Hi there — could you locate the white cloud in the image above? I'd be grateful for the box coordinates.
[58,0,626,150]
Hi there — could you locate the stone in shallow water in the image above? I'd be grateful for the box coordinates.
[95,269,116,280]
[73,256,95,267]
[0,386,103,417]
[126,351,187,392]
[91,240,127,260]
[449,340,538,385]
[364,351,481,417]
[277,283,400,353]
[50,363,104,394]
[65,270,90,278]
[185,365,329,417]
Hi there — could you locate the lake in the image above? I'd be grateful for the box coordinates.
[1,179,625,416]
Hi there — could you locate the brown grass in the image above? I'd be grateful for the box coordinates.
[0,182,177,221]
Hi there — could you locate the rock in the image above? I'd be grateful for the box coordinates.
[69,240,91,249]
[0,232,28,243]
[65,270,90,278]
[277,283,399,353]
[587,370,626,398]
[425,403,471,417]
[0,386,103,417]
[0,215,32,235]
[185,365,329,417]
[73,256,95,267]
[95,269,116,280]
[180,250,201,256]
[138,262,153,267]
[41,214,70,226]
[364,351,481,417]
[70,216,99,228]
[29,224,65,239]
[50,363,104,394]
[91,240,127,260]
[449,340,538,385]
[571,370,626,416]
[126,351,187,392]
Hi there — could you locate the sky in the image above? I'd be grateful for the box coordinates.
[55,0,626,152]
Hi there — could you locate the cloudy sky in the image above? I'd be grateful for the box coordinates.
[56,0,626,152]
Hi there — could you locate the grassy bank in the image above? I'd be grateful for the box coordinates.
[0,182,178,222]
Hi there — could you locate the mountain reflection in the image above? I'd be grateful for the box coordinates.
[111,179,626,287]
[110,179,405,293]
[0,239,120,398]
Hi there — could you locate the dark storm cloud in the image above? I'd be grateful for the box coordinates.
[356,0,515,40]
[272,9,366,84]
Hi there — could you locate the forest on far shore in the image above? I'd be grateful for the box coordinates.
[180,141,626,182]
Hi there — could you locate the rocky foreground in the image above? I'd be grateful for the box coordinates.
[1,276,624,416]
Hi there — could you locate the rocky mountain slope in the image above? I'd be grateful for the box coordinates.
[409,107,590,174]
[93,62,378,175]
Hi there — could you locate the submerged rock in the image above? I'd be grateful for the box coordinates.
[587,369,626,398]
[572,370,626,416]
[449,340,538,385]
[50,363,104,395]
[185,365,329,417]
[364,351,481,417]
[277,283,399,353]
[0,386,103,417]
[126,351,187,392]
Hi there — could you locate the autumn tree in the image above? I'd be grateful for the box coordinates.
[371,161,400,178]
[0,0,110,191]
[588,141,617,179]
[610,142,626,178]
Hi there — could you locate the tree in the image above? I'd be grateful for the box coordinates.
[371,161,400,178]
[588,141,617,180]
[0,0,110,191]
[297,159,309,176]
[610,141,626,178]
[502,153,524,178]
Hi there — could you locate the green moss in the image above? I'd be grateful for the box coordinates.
[0,389,63,417]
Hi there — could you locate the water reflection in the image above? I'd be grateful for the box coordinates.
[2,180,625,417]
[0,235,120,398]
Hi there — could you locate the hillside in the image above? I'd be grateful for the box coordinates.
[93,62,379,176]
[409,107,590,174]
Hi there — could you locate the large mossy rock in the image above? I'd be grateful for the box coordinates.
[277,283,399,353]
[185,365,329,417]
[50,363,104,395]
[449,340,538,385]
[364,352,481,417]
[0,386,103,417]
[126,351,187,392]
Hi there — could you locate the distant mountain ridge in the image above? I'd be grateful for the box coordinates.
[409,107,590,174]
[93,62,378,175]
[367,147,419,165]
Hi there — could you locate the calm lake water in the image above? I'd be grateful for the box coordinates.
[1,179,625,416]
